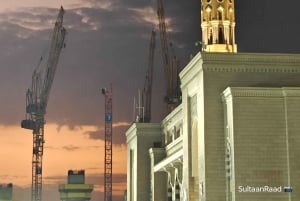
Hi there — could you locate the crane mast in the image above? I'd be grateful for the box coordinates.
[142,28,156,123]
[156,0,181,112]
[102,86,113,201]
[21,6,66,201]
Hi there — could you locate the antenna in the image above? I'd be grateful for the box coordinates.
[133,90,145,122]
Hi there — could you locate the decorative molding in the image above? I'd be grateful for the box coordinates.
[282,87,300,97]
[180,52,300,91]
[126,123,162,143]
[202,52,300,73]
[179,52,202,82]
[154,149,183,172]
[222,87,300,99]
[162,105,183,128]
[149,148,165,155]
[202,52,300,64]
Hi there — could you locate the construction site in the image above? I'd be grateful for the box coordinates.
[1,0,300,201]
[0,0,193,201]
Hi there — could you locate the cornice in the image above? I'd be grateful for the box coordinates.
[179,52,203,88]
[179,52,202,79]
[161,104,182,126]
[126,122,162,143]
[153,149,183,172]
[149,148,165,156]
[202,52,300,73]
[222,87,300,100]
[282,87,300,97]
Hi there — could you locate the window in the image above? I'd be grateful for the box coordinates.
[218,6,224,20]
[175,126,181,139]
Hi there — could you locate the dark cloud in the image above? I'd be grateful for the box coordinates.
[0,0,199,130]
[1,0,299,135]
[84,122,130,145]
[2,1,300,201]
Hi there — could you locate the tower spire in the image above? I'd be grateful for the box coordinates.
[201,0,237,53]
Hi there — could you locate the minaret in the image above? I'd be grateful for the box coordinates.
[201,0,237,53]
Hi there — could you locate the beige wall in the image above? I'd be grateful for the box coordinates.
[179,52,300,201]
[127,52,300,201]
[126,123,162,201]
[222,87,300,201]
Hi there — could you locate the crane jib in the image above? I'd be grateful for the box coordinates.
[20,6,66,201]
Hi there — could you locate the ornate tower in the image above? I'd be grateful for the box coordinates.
[201,0,237,53]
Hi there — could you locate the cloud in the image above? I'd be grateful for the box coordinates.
[0,0,199,137]
[61,145,81,151]
[43,175,66,184]
[84,121,131,145]
[128,6,158,27]
[0,7,60,39]
[79,0,118,11]
[0,175,26,181]
[0,2,248,201]
[113,121,131,128]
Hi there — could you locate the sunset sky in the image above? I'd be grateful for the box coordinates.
[1,0,300,201]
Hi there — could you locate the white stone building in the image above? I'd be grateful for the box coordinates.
[126,0,300,201]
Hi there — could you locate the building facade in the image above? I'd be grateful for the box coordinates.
[0,184,13,201]
[126,0,299,201]
[58,170,93,201]
[126,52,300,201]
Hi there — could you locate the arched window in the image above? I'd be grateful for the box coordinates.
[208,28,213,44]
[205,5,212,21]
[217,6,224,20]
[228,7,234,21]
[219,27,225,44]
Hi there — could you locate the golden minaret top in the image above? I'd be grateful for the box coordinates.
[201,0,237,53]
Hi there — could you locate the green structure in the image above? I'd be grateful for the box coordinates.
[59,170,93,201]
[0,183,13,201]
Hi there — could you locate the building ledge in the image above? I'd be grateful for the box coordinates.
[153,149,183,172]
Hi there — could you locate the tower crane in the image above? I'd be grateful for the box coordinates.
[141,28,156,123]
[156,0,181,112]
[101,86,113,201]
[21,6,66,201]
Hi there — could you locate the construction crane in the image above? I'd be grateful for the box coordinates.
[156,0,181,112]
[21,6,66,201]
[101,86,113,201]
[141,28,156,123]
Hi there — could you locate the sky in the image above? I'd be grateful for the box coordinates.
[1,0,300,201]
